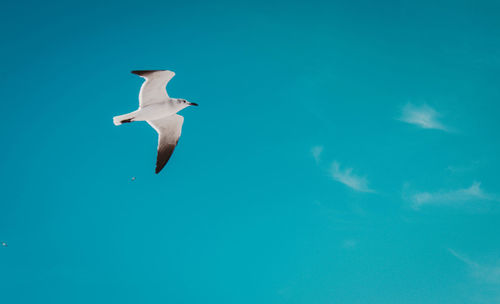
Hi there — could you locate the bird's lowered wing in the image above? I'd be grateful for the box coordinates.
[147,114,184,174]
[132,70,175,107]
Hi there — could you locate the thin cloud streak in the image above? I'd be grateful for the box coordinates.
[311,146,323,163]
[342,239,358,249]
[399,103,448,131]
[410,182,496,209]
[331,161,374,193]
[449,249,500,284]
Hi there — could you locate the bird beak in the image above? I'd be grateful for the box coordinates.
[189,102,199,106]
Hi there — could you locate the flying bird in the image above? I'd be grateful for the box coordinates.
[1,242,7,247]
[113,70,198,174]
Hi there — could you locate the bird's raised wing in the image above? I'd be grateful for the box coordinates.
[147,114,184,174]
[132,70,175,107]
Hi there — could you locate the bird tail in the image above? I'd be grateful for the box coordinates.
[113,112,136,126]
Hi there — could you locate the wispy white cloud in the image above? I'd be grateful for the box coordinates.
[449,249,500,284]
[311,146,323,163]
[399,103,448,131]
[331,161,374,193]
[342,239,357,249]
[410,182,496,209]
[446,161,481,174]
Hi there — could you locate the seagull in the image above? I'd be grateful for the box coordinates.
[1,242,7,247]
[113,70,198,174]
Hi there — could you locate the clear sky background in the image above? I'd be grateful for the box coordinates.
[1,0,500,303]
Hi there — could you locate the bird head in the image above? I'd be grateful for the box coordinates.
[177,99,198,108]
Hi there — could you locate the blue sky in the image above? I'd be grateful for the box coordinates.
[1,0,500,303]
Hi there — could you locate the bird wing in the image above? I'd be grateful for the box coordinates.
[147,114,184,174]
[131,70,175,107]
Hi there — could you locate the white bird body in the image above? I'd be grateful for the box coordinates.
[113,70,198,173]
[114,101,184,124]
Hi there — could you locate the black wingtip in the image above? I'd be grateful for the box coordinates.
[155,144,176,174]
[121,118,134,124]
[131,70,166,76]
